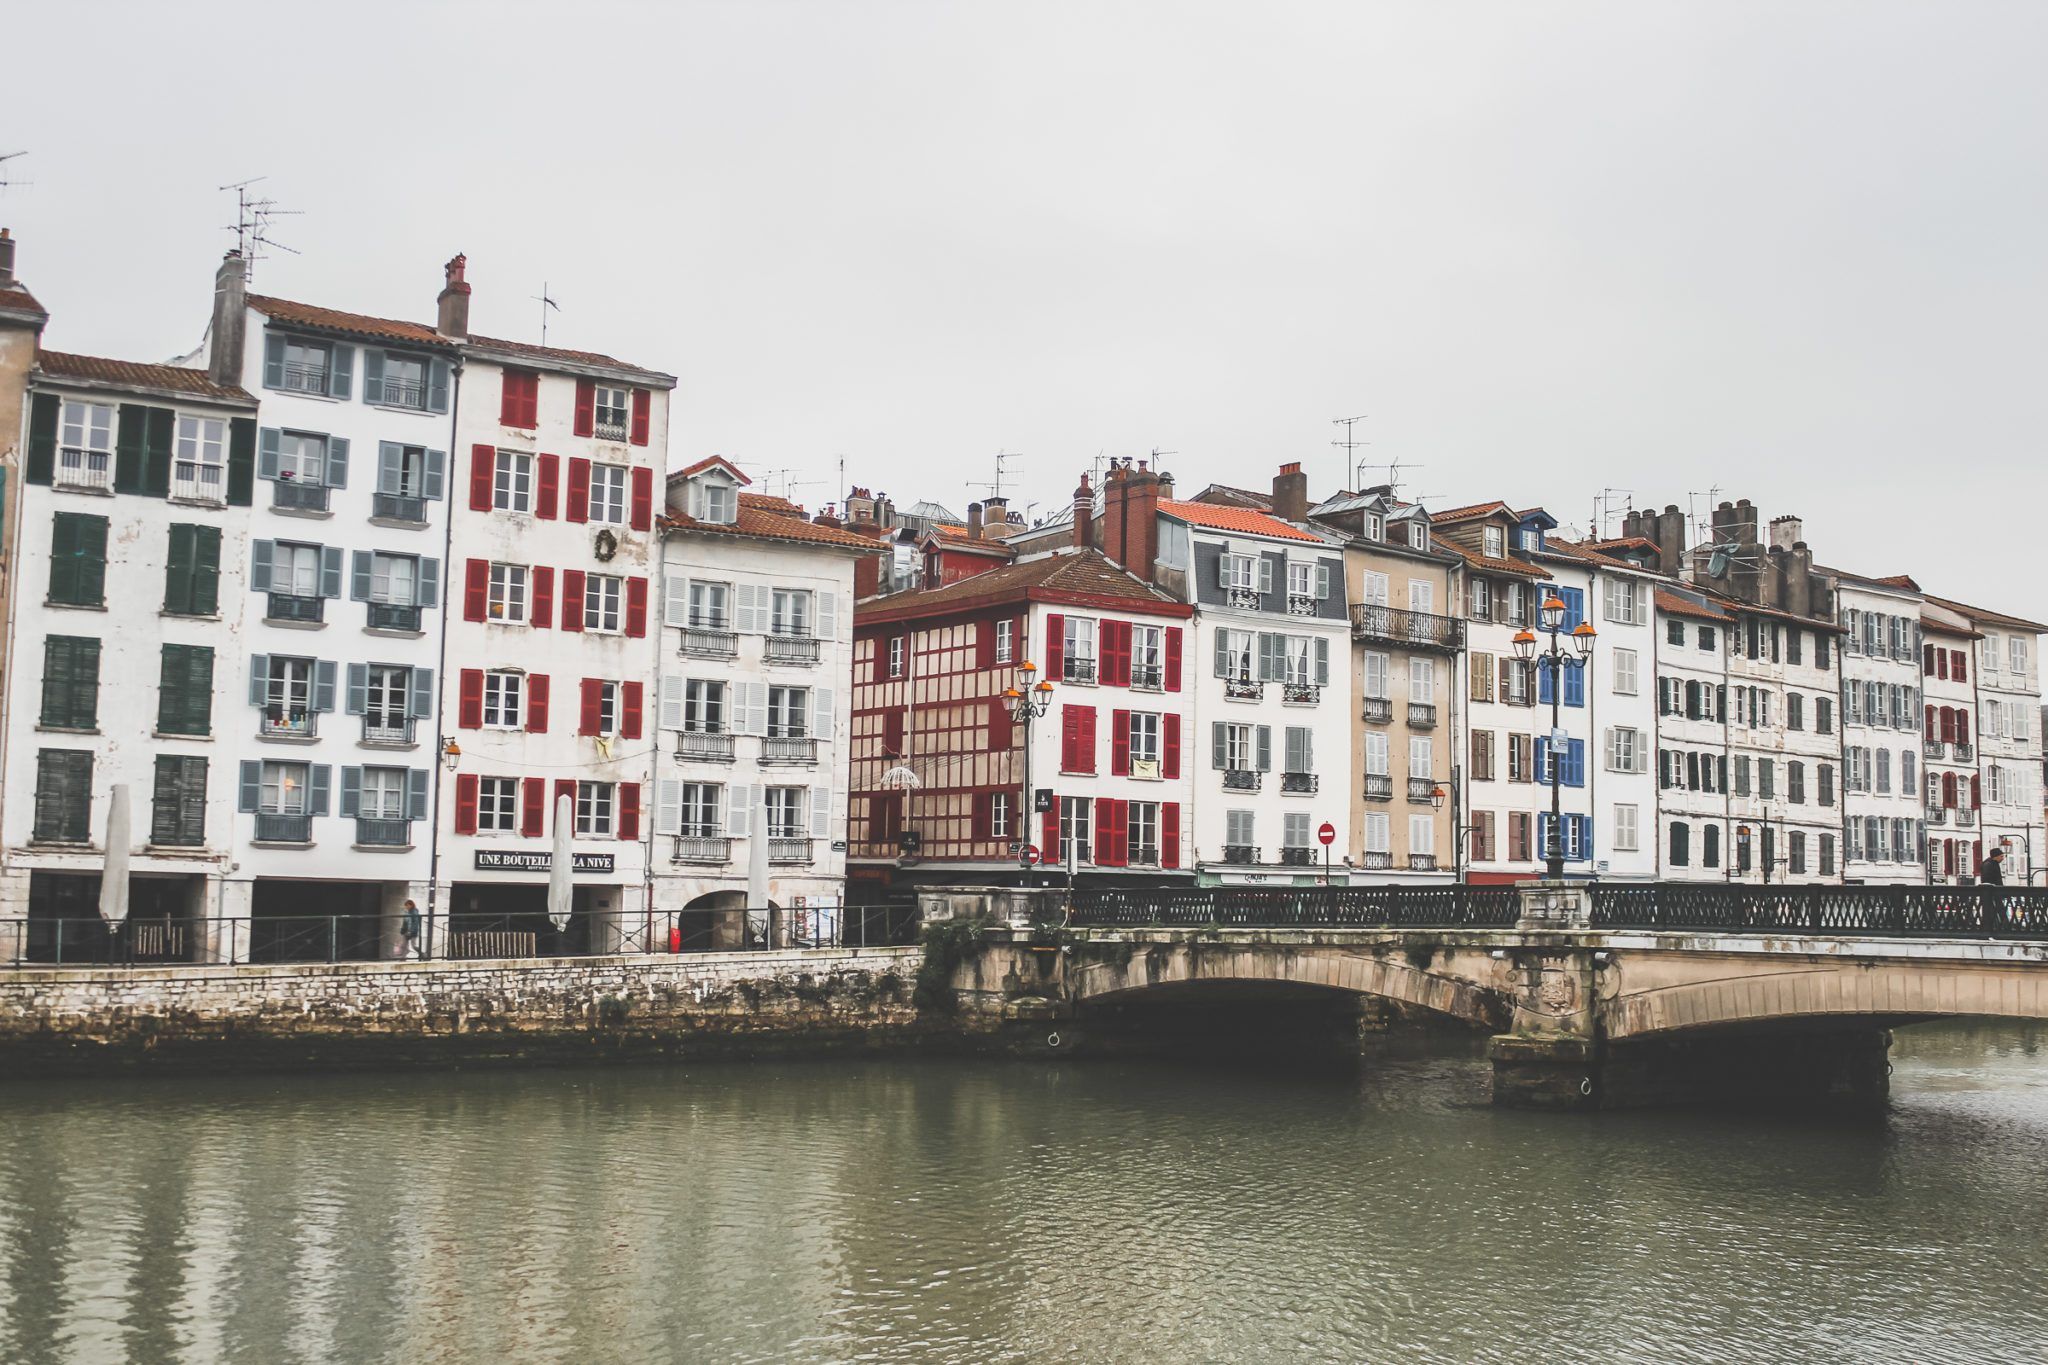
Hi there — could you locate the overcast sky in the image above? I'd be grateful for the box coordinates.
[4,2,2042,614]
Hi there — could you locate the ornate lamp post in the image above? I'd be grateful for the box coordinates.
[1003,659,1057,882]
[1513,599,1595,880]
[1430,781,1483,884]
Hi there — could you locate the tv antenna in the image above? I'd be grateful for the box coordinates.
[0,151,29,192]
[968,449,1023,502]
[532,283,561,346]
[1378,454,1424,500]
[1592,488,1633,541]
[1332,414,1368,490]
[220,177,301,282]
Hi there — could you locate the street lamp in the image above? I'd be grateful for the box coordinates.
[1431,781,1483,883]
[1525,597,1594,879]
[1006,660,1056,883]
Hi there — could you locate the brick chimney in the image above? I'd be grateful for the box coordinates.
[1071,473,1093,550]
[1271,461,1308,523]
[208,250,248,386]
[437,253,471,339]
[0,229,15,288]
[967,501,984,540]
[1101,460,1164,580]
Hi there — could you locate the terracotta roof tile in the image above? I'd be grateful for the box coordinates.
[36,350,253,403]
[1922,594,2048,634]
[739,491,805,517]
[1159,499,1321,543]
[1430,501,1514,525]
[1655,589,1730,623]
[0,284,46,318]
[467,333,633,370]
[1586,536,1657,553]
[1437,538,1551,579]
[673,455,749,484]
[661,504,883,552]
[858,548,1188,620]
[248,295,452,350]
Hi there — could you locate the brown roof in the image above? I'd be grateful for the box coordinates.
[466,332,670,382]
[1160,499,1322,543]
[1438,537,1551,580]
[661,503,883,552]
[1922,594,2048,634]
[1655,589,1730,623]
[1586,536,1657,554]
[857,548,1191,623]
[1430,501,1515,525]
[739,491,806,517]
[674,455,749,484]
[1190,483,1275,511]
[249,294,451,349]
[36,350,253,403]
[1541,538,1648,573]
[0,284,45,319]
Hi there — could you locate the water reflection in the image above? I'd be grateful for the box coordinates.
[0,1023,2043,1363]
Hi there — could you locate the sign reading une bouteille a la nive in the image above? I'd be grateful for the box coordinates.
[473,850,616,874]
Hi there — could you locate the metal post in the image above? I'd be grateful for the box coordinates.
[1547,639,1564,880]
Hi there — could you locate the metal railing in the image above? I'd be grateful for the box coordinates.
[377,376,426,409]
[681,627,738,658]
[1222,768,1261,792]
[373,492,427,523]
[260,710,316,739]
[769,837,814,865]
[1408,854,1439,872]
[279,362,329,395]
[363,715,415,744]
[672,834,733,863]
[1954,743,1975,762]
[1924,741,1946,759]
[1282,771,1318,794]
[1350,605,1465,652]
[1408,702,1438,728]
[1130,665,1164,690]
[172,467,226,504]
[267,593,324,624]
[273,479,330,513]
[1361,696,1392,723]
[1926,806,1948,825]
[1279,847,1317,867]
[1364,773,1393,801]
[676,731,736,761]
[56,451,114,490]
[1956,809,1977,827]
[1407,776,1437,802]
[1590,885,2048,939]
[367,601,422,632]
[253,812,313,843]
[1287,594,1319,618]
[1283,682,1321,705]
[762,735,818,764]
[355,817,412,847]
[1226,586,1261,610]
[594,419,629,442]
[1359,851,1393,870]
[1062,657,1098,685]
[1222,844,1259,865]
[767,635,821,665]
[1224,678,1262,701]
[1068,885,1521,930]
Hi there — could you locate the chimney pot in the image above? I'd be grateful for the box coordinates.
[437,253,471,339]
[967,502,984,540]
[0,227,14,288]
[1072,474,1093,551]
[1271,461,1309,524]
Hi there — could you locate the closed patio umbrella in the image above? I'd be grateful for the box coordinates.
[549,793,574,932]
[99,784,131,932]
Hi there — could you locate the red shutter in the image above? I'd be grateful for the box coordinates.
[458,669,483,729]
[527,674,550,732]
[1077,706,1097,774]
[454,774,479,835]
[535,452,560,519]
[499,372,518,426]
[1098,799,1126,867]
[1165,626,1183,691]
[520,778,547,837]
[1061,705,1081,771]
[554,779,578,831]
[622,682,645,739]
[531,566,554,629]
[1045,613,1064,677]
[560,570,585,632]
[1955,651,1967,682]
[1162,802,1180,869]
[625,576,649,637]
[882,709,904,754]
[988,698,1012,750]
[1970,775,1981,809]
[469,444,495,511]
[976,621,996,669]
[630,388,651,445]
[1104,622,1130,687]
[1163,713,1181,779]
[566,457,591,522]
[618,783,641,841]
[579,679,603,736]
[1042,803,1060,861]
[1110,708,1131,775]
[971,792,990,842]
[573,378,596,437]
[630,466,654,531]
[1958,711,1971,744]
[464,559,489,622]
[1925,705,1937,740]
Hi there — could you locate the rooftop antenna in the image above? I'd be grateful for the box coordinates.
[1332,414,1368,491]
[532,283,561,347]
[967,449,1023,502]
[1593,488,1633,541]
[219,177,301,283]
[0,151,30,192]
[1381,455,1423,500]
[1147,447,1176,470]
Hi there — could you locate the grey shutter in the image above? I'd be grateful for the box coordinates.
[258,427,282,480]
[816,589,838,642]
[238,760,262,812]
[345,662,369,715]
[339,767,362,818]
[812,686,834,741]
[1211,722,1227,770]
[262,335,286,389]
[313,659,338,712]
[1317,562,1332,599]
[329,345,354,401]
[378,442,403,495]
[1257,633,1281,682]
[409,668,434,718]
[658,675,686,731]
[250,540,273,593]
[654,779,682,836]
[248,655,270,706]
[407,768,429,820]
[308,765,331,817]
[1314,637,1330,687]
[350,550,373,601]
[319,546,344,599]
[1255,725,1272,772]
[1213,630,1230,678]
[325,437,349,489]
[1286,726,1309,772]
[416,557,439,608]
[427,359,451,414]
[360,349,382,405]
[423,449,446,500]
[726,783,753,838]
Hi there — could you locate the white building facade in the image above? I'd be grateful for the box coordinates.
[1920,602,1983,883]
[1652,588,1734,880]
[1835,574,1927,883]
[1960,601,2045,885]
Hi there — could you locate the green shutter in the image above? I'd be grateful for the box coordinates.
[151,756,209,845]
[143,406,174,498]
[26,393,57,486]
[227,418,256,506]
[158,644,214,737]
[115,404,148,494]
[40,636,100,729]
[50,512,109,606]
[165,524,195,613]
[33,750,93,843]
[193,525,221,615]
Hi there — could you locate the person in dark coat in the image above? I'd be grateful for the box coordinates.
[1980,848,2007,886]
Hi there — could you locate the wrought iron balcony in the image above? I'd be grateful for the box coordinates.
[681,627,738,658]
[1926,805,1948,825]
[367,602,422,632]
[1407,776,1437,803]
[1363,773,1393,801]
[673,835,732,864]
[1924,740,1946,759]
[1222,768,1261,792]
[362,715,415,744]
[267,593,324,625]
[377,376,427,409]
[355,817,411,847]
[1957,808,1977,827]
[769,837,814,865]
[272,479,329,513]
[260,709,316,739]
[1279,847,1317,867]
[373,492,426,523]
[761,735,818,765]
[1283,682,1321,705]
[1130,664,1164,690]
[1226,586,1261,610]
[279,362,329,395]
[1128,845,1159,867]
[766,634,821,665]
[1407,854,1439,872]
[172,467,226,504]
[1350,604,1465,652]
[1224,678,1263,701]
[1063,657,1097,685]
[1222,844,1259,865]
[1954,743,1975,762]
[676,730,736,762]
[254,812,313,844]
[1408,702,1438,728]
[594,420,629,442]
[1287,594,1319,618]
[1360,850,1392,870]
[1361,696,1392,724]
[1281,771,1318,795]
[55,450,115,491]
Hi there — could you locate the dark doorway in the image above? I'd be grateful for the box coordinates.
[250,879,383,963]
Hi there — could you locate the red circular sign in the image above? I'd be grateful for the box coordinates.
[1020,843,1041,865]
[1317,822,1337,846]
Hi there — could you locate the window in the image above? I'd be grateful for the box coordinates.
[1286,636,1315,687]
[1226,809,1256,850]
[996,619,1014,664]
[1786,693,1804,731]
[1363,650,1390,701]
[1219,629,1255,683]
[150,755,207,846]
[1758,758,1776,801]
[1667,619,1685,646]
[988,791,1012,841]
[1283,725,1311,775]
[279,338,333,395]
[1698,626,1716,651]
[1060,796,1092,864]
[377,352,430,410]
[483,671,525,728]
[1222,722,1257,771]
[888,636,906,679]
[1703,823,1721,868]
[588,463,629,524]
[584,574,623,632]
[1130,712,1162,765]
[576,781,615,836]
[1468,577,1494,621]
[357,766,408,820]
[32,749,93,843]
[1362,514,1384,542]
[1131,625,1164,687]
[684,679,727,732]
[1788,761,1806,804]
[1287,561,1313,599]
[680,783,723,838]
[767,686,810,738]
[1608,727,1642,773]
[1483,526,1505,558]
[476,777,519,833]
[1127,801,1159,863]
[1284,812,1313,850]
[2013,637,2032,674]
[1409,736,1433,781]
[164,524,222,616]
[173,415,227,501]
[157,643,213,737]
[1614,804,1638,851]
[771,588,812,637]
[1612,647,1638,695]
[1063,617,1097,681]
[1363,731,1390,777]
[259,760,309,815]
[590,680,623,737]
[1669,820,1690,867]
[41,635,101,730]
[1471,730,1496,782]
[1817,697,1833,735]
[489,563,528,623]
[1220,553,1257,592]
[1789,831,1807,876]
[689,581,730,629]
[57,399,115,485]
[369,553,417,606]
[272,542,322,599]
[49,511,109,607]
[1603,578,1640,625]
[493,449,532,512]
[593,384,631,440]
[1408,656,1434,703]
[276,430,330,487]
[765,787,805,839]
[263,657,315,734]
[363,665,412,739]
[699,481,738,524]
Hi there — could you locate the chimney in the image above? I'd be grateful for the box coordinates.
[1101,462,1164,580]
[437,253,471,339]
[1071,474,1093,550]
[1271,461,1308,523]
[208,250,248,386]
[1769,515,1802,553]
[982,494,1008,530]
[0,229,14,288]
[1657,504,1686,577]
[967,501,984,540]
[876,494,895,530]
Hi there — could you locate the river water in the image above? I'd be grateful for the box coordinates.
[1,1024,2045,1364]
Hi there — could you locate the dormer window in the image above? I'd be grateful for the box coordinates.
[1363,513,1384,542]
[1407,522,1430,551]
[695,478,737,524]
[1483,526,1505,558]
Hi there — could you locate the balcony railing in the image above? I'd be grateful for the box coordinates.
[1282,682,1321,705]
[1279,847,1317,867]
[1222,768,1261,792]
[1130,665,1164,690]
[279,362,329,395]
[766,634,821,665]
[254,812,313,843]
[769,837,814,865]
[1360,850,1393,870]
[1222,844,1259,865]
[762,735,818,765]
[681,627,737,658]
[593,420,629,443]
[1128,845,1159,867]
[362,715,415,745]
[673,835,732,864]
[1957,809,1977,827]
[1408,702,1438,728]
[1407,776,1437,803]
[1063,657,1098,685]
[377,376,426,409]
[1287,594,1319,618]
[1408,854,1439,872]
[367,601,422,632]
[55,450,114,491]
[355,817,412,847]
[1926,805,1948,825]
[1361,696,1392,724]
[267,593,324,625]
[1281,771,1318,795]
[1364,773,1393,801]
[1954,743,1975,762]
[1226,586,1261,610]
[272,479,329,513]
[1924,740,1946,759]
[676,731,736,762]
[373,492,427,523]
[1224,678,1262,701]
[260,709,316,739]
[172,467,225,504]
[1350,604,1465,652]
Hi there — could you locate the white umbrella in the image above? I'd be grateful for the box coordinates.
[99,784,131,931]
[548,793,574,931]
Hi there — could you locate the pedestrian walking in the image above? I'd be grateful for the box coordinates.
[399,898,424,959]
[1980,848,2006,887]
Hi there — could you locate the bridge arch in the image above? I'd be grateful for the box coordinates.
[1606,958,2048,1041]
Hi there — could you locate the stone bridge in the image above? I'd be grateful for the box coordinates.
[932,882,2048,1110]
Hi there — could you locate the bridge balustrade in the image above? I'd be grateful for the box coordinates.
[1588,884,2048,939]
[1069,885,1520,930]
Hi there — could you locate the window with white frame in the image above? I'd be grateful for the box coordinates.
[1285,636,1314,686]
[493,449,532,512]
[594,680,622,737]
[1060,796,1092,863]
[771,588,812,636]
[1132,624,1163,686]
[990,791,1012,840]
[576,781,615,836]
[1614,803,1639,851]
[1222,722,1255,771]
[359,766,408,820]
[259,761,309,815]
[1612,647,1638,695]
[588,463,629,524]
[1483,526,1506,558]
[483,671,524,728]
[279,338,331,394]
[689,581,730,629]
[680,783,722,837]
[684,679,726,732]
[369,553,417,606]
[767,686,810,738]
[593,385,631,440]
[1362,514,1384,542]
[1363,731,1390,776]
[1604,578,1640,624]
[1287,562,1314,599]
[364,666,411,736]
[1127,802,1158,862]
[1409,736,1433,782]
[57,400,115,483]
[477,777,519,833]
[272,542,322,599]
[1409,657,1434,703]
[1363,651,1390,700]
[1063,617,1097,681]
[1129,711,1161,765]
[698,480,737,524]
[278,431,327,485]
[1609,726,1643,773]
[1220,553,1256,591]
[488,563,527,623]
[380,353,430,409]
[766,787,805,838]
[174,415,227,500]
[887,636,906,678]
[2013,637,2032,674]
[1218,628,1254,682]
[584,574,622,631]
[265,657,314,729]
[995,619,1014,664]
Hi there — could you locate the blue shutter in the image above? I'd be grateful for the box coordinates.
[409,667,434,718]
[238,760,262,812]
[325,436,349,489]
[250,540,273,593]
[307,765,331,817]
[416,557,439,609]
[313,660,338,713]
[361,349,384,405]
[330,345,355,401]
[263,335,286,389]
[1567,740,1586,788]
[1564,665,1585,708]
[377,441,402,494]
[427,359,451,414]
[423,448,446,500]
[248,655,270,707]
[350,550,372,601]
[407,768,429,820]
[339,766,362,819]
[345,662,368,715]
[258,427,282,480]
[1537,659,1554,706]
[319,546,344,599]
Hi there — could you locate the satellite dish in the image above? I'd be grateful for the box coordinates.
[1707,546,1733,579]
